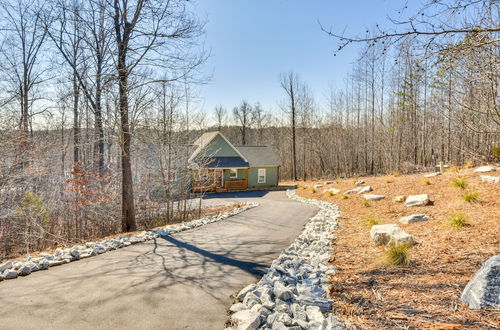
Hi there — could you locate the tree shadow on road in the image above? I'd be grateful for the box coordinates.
[157,235,269,277]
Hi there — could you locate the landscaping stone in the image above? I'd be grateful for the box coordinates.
[3,269,18,279]
[394,195,405,203]
[370,224,414,246]
[405,194,429,207]
[226,190,341,329]
[237,283,257,302]
[345,187,362,194]
[358,186,372,194]
[323,181,333,185]
[424,172,441,178]
[480,175,500,184]
[474,166,497,173]
[324,188,341,195]
[273,282,294,301]
[17,262,37,276]
[231,309,262,330]
[0,261,13,273]
[363,194,385,201]
[461,255,500,310]
[399,214,429,224]
[313,184,323,189]
[355,180,365,185]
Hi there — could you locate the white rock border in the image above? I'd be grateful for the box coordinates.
[226,190,343,330]
[0,202,258,281]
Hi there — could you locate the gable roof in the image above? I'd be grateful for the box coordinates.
[189,131,248,162]
[235,146,281,167]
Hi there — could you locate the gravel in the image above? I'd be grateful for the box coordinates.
[226,190,344,330]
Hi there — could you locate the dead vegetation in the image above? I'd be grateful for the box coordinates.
[288,167,500,329]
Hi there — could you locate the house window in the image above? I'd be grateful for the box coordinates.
[258,168,266,183]
[229,168,238,179]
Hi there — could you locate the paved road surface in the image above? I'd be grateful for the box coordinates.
[0,190,318,330]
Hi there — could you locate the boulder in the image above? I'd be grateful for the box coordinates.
[313,184,323,189]
[461,255,500,310]
[394,195,405,203]
[323,181,333,185]
[3,269,18,279]
[363,194,385,201]
[480,175,500,184]
[324,188,341,195]
[237,283,257,302]
[405,194,429,207]
[424,172,441,178]
[370,224,414,246]
[474,166,497,173]
[358,186,372,194]
[0,261,13,273]
[305,305,324,323]
[399,214,429,224]
[355,180,365,186]
[344,187,362,194]
[273,282,293,301]
[48,259,64,267]
[17,262,38,276]
[231,309,262,330]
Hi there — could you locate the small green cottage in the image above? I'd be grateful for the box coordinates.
[189,131,281,192]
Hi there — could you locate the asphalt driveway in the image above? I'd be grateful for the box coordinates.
[0,190,318,330]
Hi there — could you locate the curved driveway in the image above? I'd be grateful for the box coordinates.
[0,190,318,330]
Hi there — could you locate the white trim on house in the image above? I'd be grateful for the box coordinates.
[258,168,266,183]
[188,132,248,163]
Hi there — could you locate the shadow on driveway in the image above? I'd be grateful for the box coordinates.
[158,235,268,276]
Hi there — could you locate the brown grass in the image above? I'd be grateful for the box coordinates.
[285,166,500,329]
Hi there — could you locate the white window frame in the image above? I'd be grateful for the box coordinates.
[258,168,266,183]
[229,168,238,179]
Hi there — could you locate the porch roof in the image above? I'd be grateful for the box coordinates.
[202,156,249,169]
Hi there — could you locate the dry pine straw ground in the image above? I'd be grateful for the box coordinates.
[287,167,500,329]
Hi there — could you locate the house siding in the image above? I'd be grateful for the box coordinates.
[248,166,279,188]
[202,134,240,158]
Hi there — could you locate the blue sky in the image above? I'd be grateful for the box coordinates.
[194,1,417,116]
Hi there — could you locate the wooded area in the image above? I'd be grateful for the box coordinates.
[0,0,498,258]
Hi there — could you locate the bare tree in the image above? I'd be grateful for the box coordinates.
[280,71,301,181]
[0,0,47,141]
[214,105,227,131]
[233,100,255,145]
[109,0,206,232]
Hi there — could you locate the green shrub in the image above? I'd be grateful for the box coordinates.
[385,179,393,183]
[384,243,411,266]
[327,191,334,196]
[451,177,468,189]
[449,212,468,228]
[361,200,371,207]
[423,178,431,185]
[463,191,480,204]
[363,215,380,226]
[339,194,348,200]
[310,188,316,193]
[492,142,500,160]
